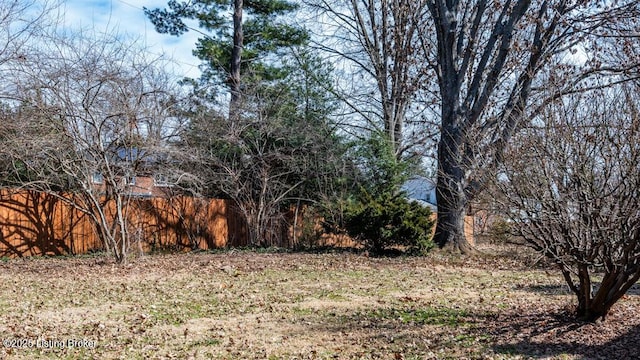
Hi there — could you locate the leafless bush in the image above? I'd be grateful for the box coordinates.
[1,29,189,263]
[496,85,640,321]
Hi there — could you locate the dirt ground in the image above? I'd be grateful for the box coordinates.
[0,245,638,359]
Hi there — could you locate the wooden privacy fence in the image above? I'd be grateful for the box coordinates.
[0,190,476,258]
[0,190,244,258]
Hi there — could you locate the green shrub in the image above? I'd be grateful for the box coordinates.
[344,189,434,254]
[488,218,512,243]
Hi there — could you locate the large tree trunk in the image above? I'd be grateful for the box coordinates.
[433,122,475,254]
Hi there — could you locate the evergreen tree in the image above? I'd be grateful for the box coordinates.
[183,49,350,246]
[343,132,434,254]
[144,0,308,113]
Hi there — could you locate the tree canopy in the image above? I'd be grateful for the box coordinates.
[144,0,308,97]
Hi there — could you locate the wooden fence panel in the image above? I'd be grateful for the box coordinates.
[0,191,235,258]
[0,190,475,258]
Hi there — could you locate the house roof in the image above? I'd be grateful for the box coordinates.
[402,176,437,206]
[409,198,438,211]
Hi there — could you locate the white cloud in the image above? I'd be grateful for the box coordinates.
[61,0,202,79]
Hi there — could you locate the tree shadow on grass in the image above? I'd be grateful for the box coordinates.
[522,283,640,297]
[523,283,572,295]
[290,301,640,359]
[293,305,495,357]
[493,324,640,359]
[490,308,640,359]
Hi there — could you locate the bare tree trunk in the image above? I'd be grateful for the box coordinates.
[382,104,405,158]
[433,126,474,253]
[229,0,243,121]
[292,199,300,248]
[574,268,640,322]
[576,266,593,319]
[114,194,128,264]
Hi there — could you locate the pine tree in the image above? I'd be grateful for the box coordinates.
[145,0,308,116]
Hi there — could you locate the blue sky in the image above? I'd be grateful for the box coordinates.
[62,0,202,78]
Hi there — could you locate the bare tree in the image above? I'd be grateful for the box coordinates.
[425,0,640,253]
[2,29,188,263]
[307,0,640,253]
[185,52,346,247]
[495,85,640,321]
[0,0,55,65]
[206,122,304,247]
[303,0,436,158]
[0,0,59,105]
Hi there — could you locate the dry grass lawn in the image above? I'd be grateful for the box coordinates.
[0,245,638,359]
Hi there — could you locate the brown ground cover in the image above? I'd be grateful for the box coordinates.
[0,245,638,359]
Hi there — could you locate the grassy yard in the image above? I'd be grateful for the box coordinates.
[0,246,638,359]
